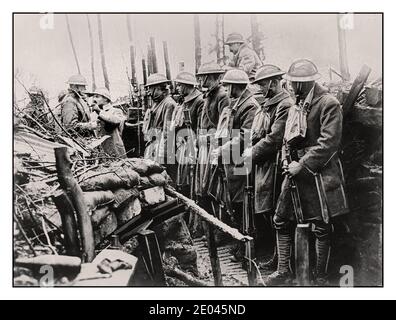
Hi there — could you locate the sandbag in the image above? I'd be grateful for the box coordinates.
[91,205,113,228]
[140,173,167,189]
[125,158,164,175]
[112,188,140,209]
[84,191,114,210]
[80,167,140,191]
[115,197,142,225]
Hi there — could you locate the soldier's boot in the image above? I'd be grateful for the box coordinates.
[314,237,331,286]
[259,245,278,271]
[264,231,293,286]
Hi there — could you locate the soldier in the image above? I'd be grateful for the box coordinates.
[195,63,229,214]
[210,69,259,261]
[242,65,294,270]
[225,33,263,80]
[143,73,177,171]
[91,87,127,158]
[22,86,49,129]
[59,74,92,134]
[171,72,204,196]
[265,59,349,285]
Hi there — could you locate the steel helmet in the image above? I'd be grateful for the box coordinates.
[145,73,170,87]
[196,63,225,76]
[221,69,250,85]
[67,74,88,86]
[252,64,286,84]
[225,32,245,45]
[174,72,199,86]
[283,59,321,82]
[93,87,112,102]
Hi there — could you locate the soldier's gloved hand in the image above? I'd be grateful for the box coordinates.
[287,161,303,177]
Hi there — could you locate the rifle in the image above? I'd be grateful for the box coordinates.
[243,166,257,285]
[284,142,310,286]
[183,107,197,201]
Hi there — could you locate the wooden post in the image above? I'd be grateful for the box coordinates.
[194,14,202,73]
[55,147,95,262]
[53,190,80,257]
[65,14,81,75]
[150,37,158,74]
[337,14,351,82]
[138,229,166,286]
[204,222,223,286]
[126,14,137,85]
[86,14,96,91]
[342,64,372,116]
[295,223,311,286]
[97,14,110,90]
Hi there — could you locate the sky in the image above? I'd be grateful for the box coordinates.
[13,13,382,106]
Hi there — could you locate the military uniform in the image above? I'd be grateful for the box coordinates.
[229,43,263,80]
[171,88,204,192]
[195,85,229,197]
[251,90,293,214]
[97,104,127,158]
[60,89,91,133]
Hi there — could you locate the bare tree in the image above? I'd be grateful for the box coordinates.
[65,14,81,75]
[86,15,96,91]
[97,14,110,90]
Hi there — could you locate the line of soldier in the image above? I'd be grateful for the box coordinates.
[23,32,349,286]
[139,33,349,286]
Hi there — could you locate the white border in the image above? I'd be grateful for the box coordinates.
[1,0,393,300]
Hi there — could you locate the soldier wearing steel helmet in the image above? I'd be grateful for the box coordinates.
[90,87,127,158]
[195,63,230,215]
[59,74,92,134]
[225,32,263,80]
[240,64,294,270]
[171,72,204,196]
[265,59,349,286]
[209,69,259,260]
[143,73,177,168]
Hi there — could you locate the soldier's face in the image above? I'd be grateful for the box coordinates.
[93,94,108,107]
[223,84,239,99]
[149,85,165,101]
[257,79,272,97]
[176,83,191,97]
[199,75,219,91]
[291,81,315,98]
[229,43,240,54]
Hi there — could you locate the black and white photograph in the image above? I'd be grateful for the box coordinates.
[11,11,383,290]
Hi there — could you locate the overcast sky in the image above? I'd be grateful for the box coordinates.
[14,13,382,105]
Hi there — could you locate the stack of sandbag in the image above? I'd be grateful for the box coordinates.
[78,158,170,245]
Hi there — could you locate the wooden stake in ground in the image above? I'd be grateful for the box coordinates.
[55,147,95,262]
[194,14,202,73]
[65,14,81,75]
[53,190,80,257]
[97,14,110,90]
[86,14,96,91]
[204,222,223,286]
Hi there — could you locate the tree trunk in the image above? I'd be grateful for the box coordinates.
[97,14,110,90]
[65,14,81,75]
[150,37,158,73]
[55,147,95,262]
[337,14,351,81]
[194,14,202,73]
[126,14,137,85]
[86,14,96,91]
